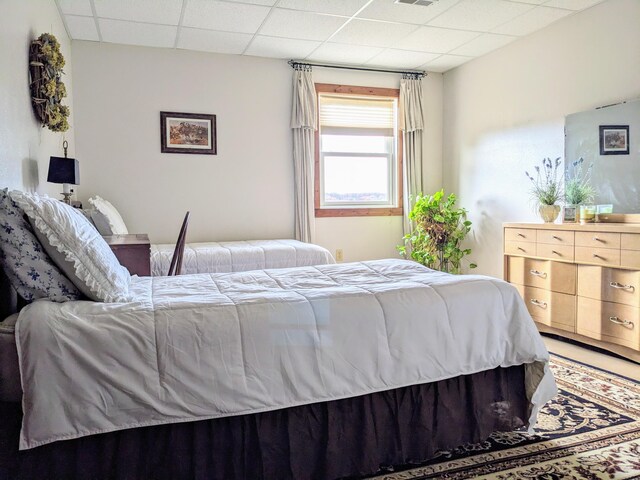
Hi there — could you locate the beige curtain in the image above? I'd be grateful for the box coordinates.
[291,67,317,243]
[399,76,425,235]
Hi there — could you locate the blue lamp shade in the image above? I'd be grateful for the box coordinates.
[47,156,79,185]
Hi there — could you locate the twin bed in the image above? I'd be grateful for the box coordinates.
[0,190,557,479]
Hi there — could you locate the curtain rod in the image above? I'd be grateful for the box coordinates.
[288,60,426,78]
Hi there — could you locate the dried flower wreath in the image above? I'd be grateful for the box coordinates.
[29,33,70,132]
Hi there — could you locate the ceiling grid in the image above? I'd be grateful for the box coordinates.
[54,0,605,72]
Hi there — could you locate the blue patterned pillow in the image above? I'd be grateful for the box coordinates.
[0,189,82,302]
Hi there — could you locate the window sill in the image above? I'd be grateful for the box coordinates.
[315,207,403,218]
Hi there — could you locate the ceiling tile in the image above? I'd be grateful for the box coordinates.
[221,0,278,5]
[183,0,271,33]
[366,49,440,69]
[99,19,177,48]
[397,26,479,54]
[509,0,546,4]
[178,28,253,54]
[65,14,100,41]
[428,0,535,31]
[422,54,473,72]
[543,0,603,10]
[93,0,183,25]
[276,0,370,16]
[259,9,348,42]
[449,33,515,56]
[330,19,418,48]
[492,6,571,35]
[246,35,321,59]
[56,0,93,16]
[307,42,384,64]
[357,0,461,25]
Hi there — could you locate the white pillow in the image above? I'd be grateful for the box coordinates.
[87,196,129,235]
[10,191,133,303]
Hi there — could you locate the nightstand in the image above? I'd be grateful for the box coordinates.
[103,234,151,276]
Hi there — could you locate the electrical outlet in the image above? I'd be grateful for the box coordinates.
[336,249,344,262]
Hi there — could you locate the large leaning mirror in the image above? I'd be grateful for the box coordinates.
[565,98,640,213]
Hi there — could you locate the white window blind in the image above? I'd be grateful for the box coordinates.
[319,95,396,133]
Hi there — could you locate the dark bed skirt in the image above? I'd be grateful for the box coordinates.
[0,365,527,480]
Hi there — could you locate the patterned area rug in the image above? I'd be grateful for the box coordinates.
[370,354,640,479]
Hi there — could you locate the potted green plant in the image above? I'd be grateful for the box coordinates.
[398,190,476,274]
[564,158,595,222]
[525,157,563,223]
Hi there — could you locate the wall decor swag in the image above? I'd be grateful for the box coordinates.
[599,125,629,155]
[160,112,217,155]
[29,33,70,132]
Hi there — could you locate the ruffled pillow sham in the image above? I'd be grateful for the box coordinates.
[88,196,128,235]
[10,191,133,303]
[0,188,82,302]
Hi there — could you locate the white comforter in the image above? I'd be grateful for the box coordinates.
[150,239,335,276]
[16,259,556,450]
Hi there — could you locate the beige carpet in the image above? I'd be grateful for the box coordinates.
[370,354,640,479]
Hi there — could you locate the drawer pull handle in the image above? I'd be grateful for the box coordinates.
[609,316,635,328]
[593,254,603,259]
[517,247,525,252]
[529,269,547,278]
[530,299,547,308]
[552,235,561,240]
[609,282,634,291]
[593,236,603,242]
[552,250,561,256]
[517,233,525,238]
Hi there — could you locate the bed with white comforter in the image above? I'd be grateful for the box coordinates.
[150,239,335,275]
[16,259,556,450]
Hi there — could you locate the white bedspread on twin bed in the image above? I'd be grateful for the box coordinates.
[16,259,557,450]
[150,239,335,276]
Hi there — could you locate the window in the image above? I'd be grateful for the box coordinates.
[315,84,402,217]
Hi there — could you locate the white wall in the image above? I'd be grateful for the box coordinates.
[73,43,294,245]
[0,0,75,194]
[443,0,640,279]
[72,41,443,261]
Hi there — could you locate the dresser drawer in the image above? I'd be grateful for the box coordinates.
[505,228,536,243]
[621,233,640,251]
[505,241,536,256]
[621,250,640,269]
[508,257,576,294]
[537,229,575,246]
[575,231,621,249]
[575,246,620,266]
[514,284,576,332]
[577,297,640,350]
[536,243,574,262]
[578,265,640,307]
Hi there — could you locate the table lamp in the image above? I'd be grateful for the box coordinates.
[47,140,79,204]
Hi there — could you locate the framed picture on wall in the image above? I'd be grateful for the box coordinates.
[160,111,217,155]
[599,125,629,155]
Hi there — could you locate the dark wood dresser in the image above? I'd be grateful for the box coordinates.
[103,234,151,276]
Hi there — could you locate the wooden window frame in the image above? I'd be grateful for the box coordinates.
[314,83,403,218]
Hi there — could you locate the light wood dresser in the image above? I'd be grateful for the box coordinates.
[503,222,640,362]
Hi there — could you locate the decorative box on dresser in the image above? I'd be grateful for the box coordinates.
[504,222,640,363]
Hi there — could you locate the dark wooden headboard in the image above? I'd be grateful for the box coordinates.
[0,269,18,320]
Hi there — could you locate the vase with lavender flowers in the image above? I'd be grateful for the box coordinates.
[525,157,563,223]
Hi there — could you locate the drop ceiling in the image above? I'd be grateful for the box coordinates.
[55,0,605,73]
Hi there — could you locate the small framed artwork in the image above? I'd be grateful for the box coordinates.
[599,125,629,155]
[160,111,216,155]
[562,205,577,223]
